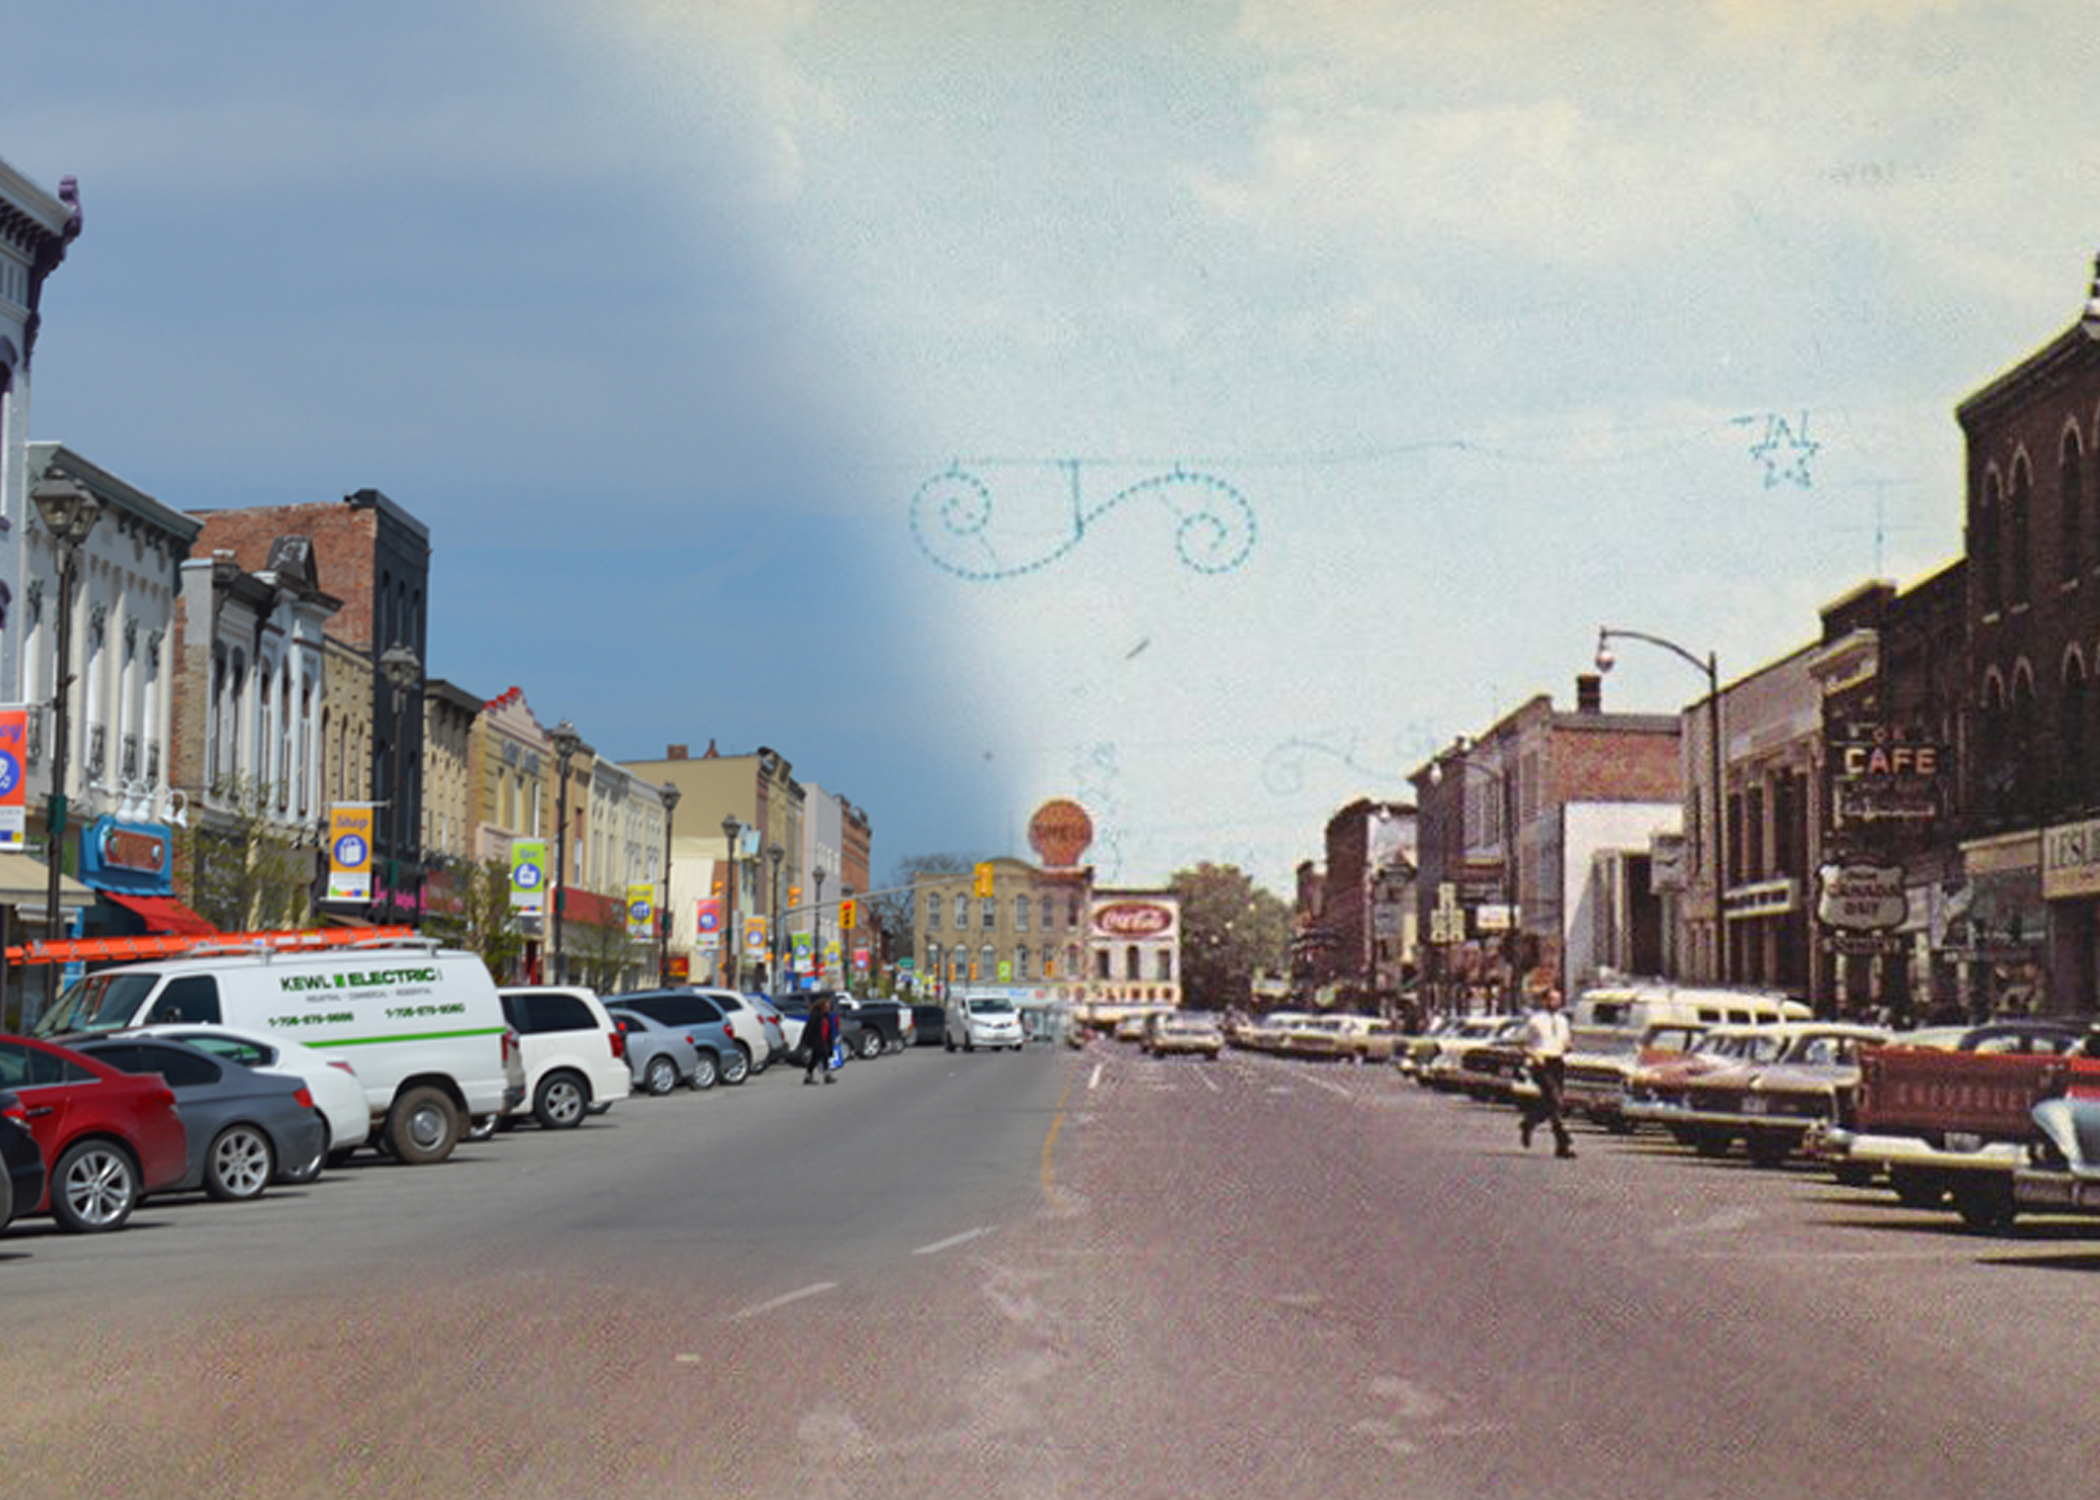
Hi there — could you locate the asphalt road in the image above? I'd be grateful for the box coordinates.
[6,1039,2100,1499]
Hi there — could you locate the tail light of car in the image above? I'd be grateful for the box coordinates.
[327,1058,360,1080]
[1,1097,27,1125]
[294,1087,315,1110]
[608,1028,626,1060]
[724,1019,738,1038]
[502,1028,520,1065]
[151,1085,178,1111]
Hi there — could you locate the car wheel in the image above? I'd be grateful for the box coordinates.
[1690,1129,1732,1158]
[1832,1161,1875,1188]
[1889,1165,1947,1208]
[965,1038,976,1052]
[204,1123,276,1202]
[386,1085,461,1166]
[643,1055,679,1096]
[1954,1179,2018,1233]
[51,1140,140,1233]
[723,1047,751,1086]
[1745,1132,1791,1170]
[533,1070,590,1129]
[859,1030,884,1060]
[691,1052,719,1090]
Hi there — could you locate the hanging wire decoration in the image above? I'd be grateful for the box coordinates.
[1737,411,1821,489]
[1260,724,1442,798]
[911,459,1257,581]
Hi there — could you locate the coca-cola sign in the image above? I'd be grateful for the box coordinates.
[1094,901,1174,938]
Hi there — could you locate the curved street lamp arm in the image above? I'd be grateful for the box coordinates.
[1597,626,1717,688]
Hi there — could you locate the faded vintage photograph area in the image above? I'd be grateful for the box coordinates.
[5,3,2100,1497]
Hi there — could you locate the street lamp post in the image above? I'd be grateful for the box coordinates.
[29,470,104,1026]
[657,781,680,985]
[812,866,827,984]
[548,720,582,984]
[1430,739,1519,1007]
[767,842,785,989]
[380,642,422,927]
[720,816,743,989]
[1597,627,1727,985]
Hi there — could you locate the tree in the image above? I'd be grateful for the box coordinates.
[865,851,972,976]
[177,776,312,933]
[566,902,640,993]
[423,858,526,984]
[1170,862,1292,1012]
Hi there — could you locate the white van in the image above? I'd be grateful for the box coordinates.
[36,940,520,1165]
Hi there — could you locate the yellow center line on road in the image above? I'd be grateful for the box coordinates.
[1041,1067,1079,1211]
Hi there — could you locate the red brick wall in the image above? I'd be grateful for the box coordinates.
[192,504,380,649]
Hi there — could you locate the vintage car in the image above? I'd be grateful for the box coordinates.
[1559,985,1808,1130]
[1562,1022,1708,1131]
[1422,1017,1527,1096]
[2016,1079,2100,1215]
[1672,1023,1891,1166]
[1397,1016,1468,1080]
[1143,1012,1225,1059]
[1621,1026,1794,1140]
[1823,1018,2099,1228]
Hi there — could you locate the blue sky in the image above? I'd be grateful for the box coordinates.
[7,1,2098,894]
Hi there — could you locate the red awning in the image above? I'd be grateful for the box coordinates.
[107,893,219,936]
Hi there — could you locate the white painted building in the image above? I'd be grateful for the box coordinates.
[23,445,200,832]
[1,156,79,709]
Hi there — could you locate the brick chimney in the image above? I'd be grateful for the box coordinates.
[1576,674,1603,713]
[667,744,689,761]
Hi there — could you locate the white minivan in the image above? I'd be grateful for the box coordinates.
[36,940,520,1165]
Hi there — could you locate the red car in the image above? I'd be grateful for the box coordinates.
[0,1033,189,1233]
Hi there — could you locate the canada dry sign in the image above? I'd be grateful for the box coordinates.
[1815,864,1908,932]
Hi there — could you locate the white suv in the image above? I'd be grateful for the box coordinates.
[497,987,633,1129]
[946,994,1025,1052]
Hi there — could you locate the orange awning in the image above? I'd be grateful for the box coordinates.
[106,893,219,936]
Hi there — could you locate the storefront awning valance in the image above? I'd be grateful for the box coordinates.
[107,893,218,936]
[0,851,98,910]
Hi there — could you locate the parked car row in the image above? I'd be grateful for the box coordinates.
[1222,1010,1399,1063]
[2,937,940,1241]
[1364,981,2100,1240]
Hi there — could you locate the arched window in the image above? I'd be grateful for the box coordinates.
[2062,651,2088,808]
[2010,458,2033,606]
[1978,472,2003,613]
[1124,944,1141,980]
[2063,430,2085,580]
[2011,662,2039,810]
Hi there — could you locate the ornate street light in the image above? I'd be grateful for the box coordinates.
[380,642,422,926]
[812,865,827,984]
[720,815,743,988]
[658,781,681,985]
[1597,626,1727,984]
[29,469,103,1026]
[548,719,583,983]
[767,841,785,989]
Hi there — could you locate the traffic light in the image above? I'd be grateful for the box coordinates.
[839,898,857,930]
[973,862,995,898]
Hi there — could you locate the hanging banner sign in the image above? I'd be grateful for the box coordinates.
[626,884,655,939]
[792,931,813,971]
[0,706,27,848]
[327,807,376,902]
[742,916,769,958]
[854,948,871,974]
[510,839,548,913]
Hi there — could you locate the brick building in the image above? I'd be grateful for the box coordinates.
[1291,799,1414,1004]
[189,488,431,909]
[1413,676,1679,1005]
[1954,262,2100,1013]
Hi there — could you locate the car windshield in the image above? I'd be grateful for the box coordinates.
[32,970,163,1037]
[972,999,1015,1014]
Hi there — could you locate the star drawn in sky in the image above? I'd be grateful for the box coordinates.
[1746,411,1820,489]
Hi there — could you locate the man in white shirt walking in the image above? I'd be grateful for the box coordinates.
[1518,981,1575,1159]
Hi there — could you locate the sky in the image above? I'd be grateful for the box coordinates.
[6,0,2099,896]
